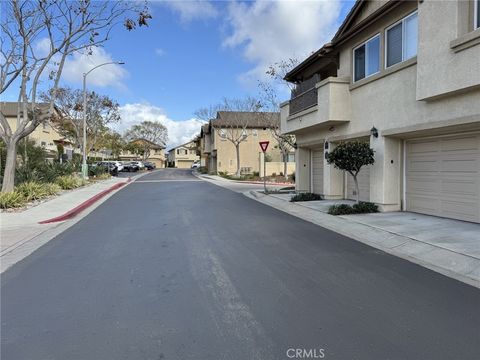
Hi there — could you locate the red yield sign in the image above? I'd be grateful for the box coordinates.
[259,141,269,152]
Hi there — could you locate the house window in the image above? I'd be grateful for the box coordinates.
[353,34,380,82]
[177,149,180,154]
[475,0,480,29]
[386,12,418,68]
[219,129,226,139]
[252,129,258,137]
[41,141,46,147]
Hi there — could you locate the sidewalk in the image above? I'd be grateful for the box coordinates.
[0,176,130,273]
[199,173,294,186]
[245,191,480,288]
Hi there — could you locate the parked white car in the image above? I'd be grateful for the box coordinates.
[110,161,124,172]
[132,161,145,170]
[191,161,200,169]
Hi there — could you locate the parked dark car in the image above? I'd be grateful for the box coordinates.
[144,161,156,170]
[122,162,139,172]
[95,162,118,176]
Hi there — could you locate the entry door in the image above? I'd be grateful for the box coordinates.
[311,149,324,194]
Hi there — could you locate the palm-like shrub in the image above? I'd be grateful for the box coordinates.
[16,181,49,201]
[0,191,26,209]
[55,175,81,190]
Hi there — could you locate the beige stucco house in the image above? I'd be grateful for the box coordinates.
[199,111,294,176]
[280,0,480,223]
[120,138,166,168]
[167,140,199,168]
[1,102,75,160]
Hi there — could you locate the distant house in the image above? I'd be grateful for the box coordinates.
[120,138,166,168]
[167,140,199,168]
[1,101,75,160]
[198,111,295,176]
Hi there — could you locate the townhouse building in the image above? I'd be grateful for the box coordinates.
[120,138,166,168]
[1,102,75,160]
[280,0,480,223]
[198,111,294,176]
[167,140,199,168]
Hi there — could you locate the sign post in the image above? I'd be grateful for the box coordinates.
[259,141,270,193]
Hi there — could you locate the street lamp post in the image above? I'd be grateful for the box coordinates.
[82,61,125,179]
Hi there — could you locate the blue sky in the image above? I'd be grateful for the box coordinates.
[3,0,356,148]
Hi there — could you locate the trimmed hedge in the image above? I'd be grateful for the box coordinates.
[290,193,322,202]
[328,201,379,215]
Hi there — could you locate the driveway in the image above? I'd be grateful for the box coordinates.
[2,169,479,360]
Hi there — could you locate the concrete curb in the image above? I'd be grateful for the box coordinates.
[244,190,480,289]
[193,172,293,186]
[38,179,130,224]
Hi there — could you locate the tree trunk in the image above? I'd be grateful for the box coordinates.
[283,149,288,181]
[235,143,241,177]
[2,139,18,192]
[353,175,360,203]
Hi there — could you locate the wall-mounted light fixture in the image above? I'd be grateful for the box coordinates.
[370,126,379,138]
[293,142,298,149]
[324,141,329,150]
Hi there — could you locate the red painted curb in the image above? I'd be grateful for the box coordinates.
[39,181,128,224]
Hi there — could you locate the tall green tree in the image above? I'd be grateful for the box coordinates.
[326,141,375,203]
[124,121,168,161]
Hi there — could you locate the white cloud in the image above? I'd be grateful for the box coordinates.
[62,47,127,89]
[163,0,218,22]
[117,103,206,149]
[224,0,341,86]
[155,48,165,57]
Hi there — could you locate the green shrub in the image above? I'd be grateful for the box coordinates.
[43,183,62,196]
[0,191,26,209]
[55,175,81,190]
[198,166,208,174]
[328,201,379,215]
[289,172,295,182]
[15,166,42,184]
[328,204,355,215]
[290,192,322,202]
[353,201,379,213]
[16,181,49,201]
[253,171,260,177]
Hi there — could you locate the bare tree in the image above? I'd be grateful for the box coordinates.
[124,121,168,161]
[197,97,263,177]
[0,0,151,192]
[43,87,120,155]
[259,58,299,180]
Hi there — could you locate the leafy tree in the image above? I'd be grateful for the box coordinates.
[43,87,121,156]
[0,0,151,191]
[195,97,264,177]
[124,121,168,161]
[326,141,374,203]
[259,58,299,180]
[99,131,125,159]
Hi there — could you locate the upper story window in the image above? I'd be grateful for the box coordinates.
[386,11,418,68]
[353,34,380,82]
[475,0,480,29]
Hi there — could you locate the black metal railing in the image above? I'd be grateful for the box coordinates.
[289,87,317,115]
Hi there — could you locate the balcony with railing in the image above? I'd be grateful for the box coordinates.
[289,74,320,116]
[281,76,351,135]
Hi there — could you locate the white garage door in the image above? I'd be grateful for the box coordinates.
[346,166,370,201]
[311,149,323,194]
[406,134,480,223]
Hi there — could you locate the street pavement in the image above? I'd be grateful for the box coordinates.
[1,169,480,360]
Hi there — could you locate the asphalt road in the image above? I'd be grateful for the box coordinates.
[2,169,480,360]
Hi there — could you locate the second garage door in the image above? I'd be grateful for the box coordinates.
[311,149,323,195]
[406,134,480,223]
